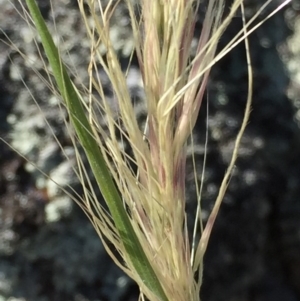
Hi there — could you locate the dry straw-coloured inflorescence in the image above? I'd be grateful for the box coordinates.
[62,0,290,300]
[77,0,247,300]
[4,0,291,300]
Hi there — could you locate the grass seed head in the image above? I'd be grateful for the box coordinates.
[78,1,240,299]
[9,0,292,300]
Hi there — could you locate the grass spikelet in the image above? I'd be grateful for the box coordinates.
[77,1,249,300]
[80,1,229,299]
[2,0,292,300]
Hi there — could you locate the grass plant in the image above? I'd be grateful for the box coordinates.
[1,0,292,300]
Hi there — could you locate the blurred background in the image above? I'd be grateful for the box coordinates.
[0,0,300,300]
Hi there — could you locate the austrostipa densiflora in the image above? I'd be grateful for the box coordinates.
[0,0,292,300]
